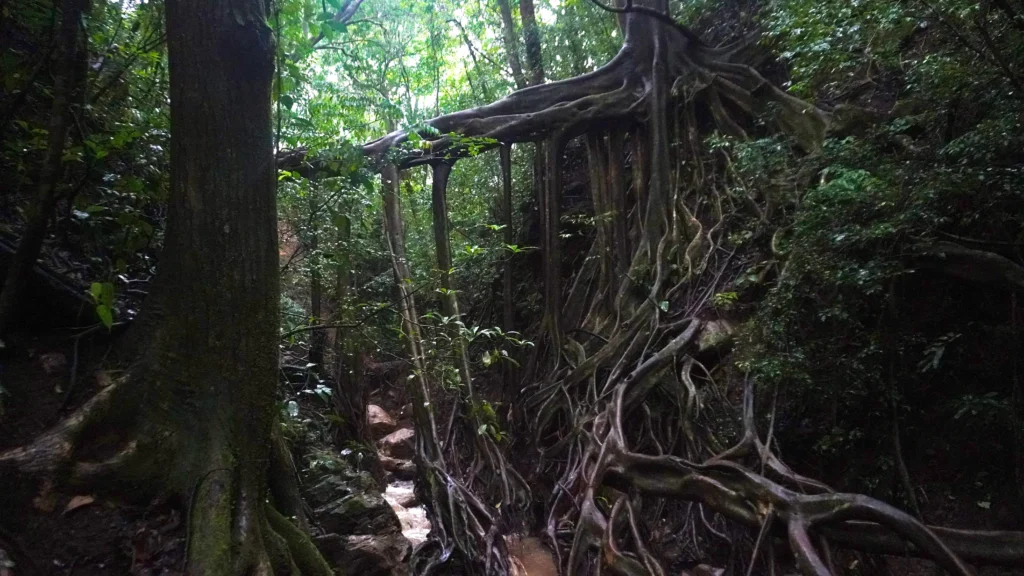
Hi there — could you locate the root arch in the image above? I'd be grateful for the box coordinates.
[354,2,1024,575]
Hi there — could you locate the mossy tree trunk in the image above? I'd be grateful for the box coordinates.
[2,1,333,574]
[149,0,294,572]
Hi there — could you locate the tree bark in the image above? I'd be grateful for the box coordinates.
[430,162,476,402]
[157,1,324,572]
[496,0,528,89]
[0,0,87,336]
[499,145,515,390]
[331,214,369,446]
[519,0,545,86]
[308,189,325,370]
[382,163,442,462]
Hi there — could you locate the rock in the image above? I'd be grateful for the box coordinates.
[400,402,414,419]
[304,467,401,535]
[304,472,377,509]
[396,492,419,508]
[316,490,401,535]
[828,103,882,137]
[380,455,417,480]
[384,481,419,508]
[378,427,415,460]
[698,319,735,354]
[0,547,14,576]
[891,98,927,118]
[367,404,397,438]
[316,533,411,576]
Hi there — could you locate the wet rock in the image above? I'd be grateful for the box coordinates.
[304,471,376,509]
[316,533,411,576]
[379,455,417,480]
[0,547,14,576]
[383,480,420,509]
[304,467,401,535]
[384,481,431,546]
[378,427,415,460]
[314,489,401,535]
[396,491,419,508]
[367,404,397,438]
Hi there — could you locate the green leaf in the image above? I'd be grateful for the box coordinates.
[102,283,114,307]
[325,20,347,33]
[96,304,113,329]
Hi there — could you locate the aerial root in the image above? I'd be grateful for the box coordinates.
[556,366,1023,576]
[524,272,1024,575]
[353,12,1023,576]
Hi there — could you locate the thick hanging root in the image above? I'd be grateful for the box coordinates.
[517,131,1024,574]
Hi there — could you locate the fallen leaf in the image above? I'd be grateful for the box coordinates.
[977,500,991,510]
[64,494,96,514]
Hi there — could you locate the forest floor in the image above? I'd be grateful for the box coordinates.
[2,328,1024,576]
[0,331,186,576]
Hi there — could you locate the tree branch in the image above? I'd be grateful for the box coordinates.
[586,0,705,47]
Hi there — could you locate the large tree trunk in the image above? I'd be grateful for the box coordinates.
[519,0,545,86]
[0,0,88,336]
[153,0,286,572]
[1,1,333,574]
[496,0,528,90]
